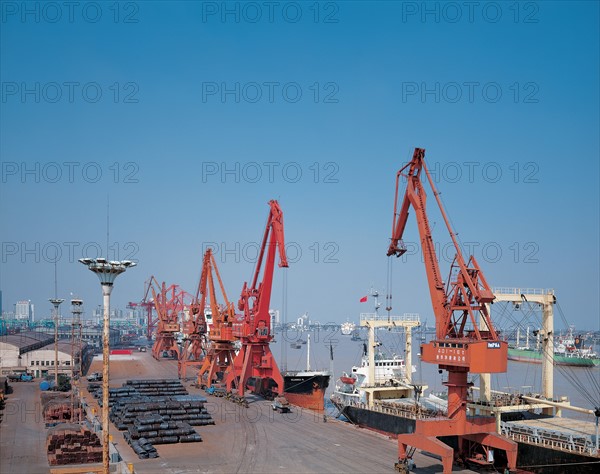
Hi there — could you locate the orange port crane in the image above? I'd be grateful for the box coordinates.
[195,248,237,386]
[151,281,186,361]
[225,200,288,398]
[178,261,209,378]
[128,276,159,341]
[387,148,517,473]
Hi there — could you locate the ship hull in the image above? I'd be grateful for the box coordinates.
[283,373,330,411]
[514,441,599,473]
[508,348,600,367]
[335,403,416,436]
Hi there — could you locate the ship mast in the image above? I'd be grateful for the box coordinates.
[306,334,311,371]
[360,312,421,408]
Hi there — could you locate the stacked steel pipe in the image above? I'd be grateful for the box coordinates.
[90,379,213,459]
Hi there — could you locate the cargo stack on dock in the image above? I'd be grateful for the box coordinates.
[46,423,103,466]
[41,392,81,426]
[88,379,214,459]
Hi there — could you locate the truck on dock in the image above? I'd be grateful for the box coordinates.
[271,396,291,413]
[205,386,227,397]
[87,372,103,382]
[7,372,33,382]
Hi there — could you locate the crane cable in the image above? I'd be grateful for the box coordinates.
[386,255,393,317]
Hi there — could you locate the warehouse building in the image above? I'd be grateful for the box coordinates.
[0,331,93,378]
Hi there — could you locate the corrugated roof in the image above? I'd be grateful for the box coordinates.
[0,331,54,351]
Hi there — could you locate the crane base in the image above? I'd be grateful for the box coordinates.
[225,342,283,398]
[397,419,517,474]
[152,335,179,361]
[197,345,237,388]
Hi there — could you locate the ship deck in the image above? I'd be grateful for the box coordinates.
[502,417,600,460]
[1,352,478,473]
[505,417,598,438]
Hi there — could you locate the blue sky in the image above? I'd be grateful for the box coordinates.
[1,1,598,331]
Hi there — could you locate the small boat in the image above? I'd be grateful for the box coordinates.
[339,374,356,385]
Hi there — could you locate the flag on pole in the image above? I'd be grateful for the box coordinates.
[359,296,368,303]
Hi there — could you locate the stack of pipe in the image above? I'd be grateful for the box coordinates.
[91,379,213,459]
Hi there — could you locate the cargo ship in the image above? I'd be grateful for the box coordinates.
[508,327,599,367]
[282,334,331,411]
[330,312,435,427]
[330,313,442,436]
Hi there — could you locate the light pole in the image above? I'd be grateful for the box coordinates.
[71,298,83,422]
[49,298,65,388]
[79,258,136,474]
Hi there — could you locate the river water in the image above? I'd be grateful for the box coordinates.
[271,327,600,423]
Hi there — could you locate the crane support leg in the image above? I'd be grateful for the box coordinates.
[461,433,518,470]
[227,343,283,398]
[398,434,454,474]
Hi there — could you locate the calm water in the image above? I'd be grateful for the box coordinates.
[271,327,600,423]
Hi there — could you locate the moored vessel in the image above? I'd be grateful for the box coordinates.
[508,326,599,367]
[330,312,435,435]
[282,334,331,411]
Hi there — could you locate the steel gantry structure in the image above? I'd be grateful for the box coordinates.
[195,248,237,386]
[151,281,186,361]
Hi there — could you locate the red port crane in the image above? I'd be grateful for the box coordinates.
[387,148,517,473]
[195,248,237,387]
[151,281,186,361]
[225,200,288,398]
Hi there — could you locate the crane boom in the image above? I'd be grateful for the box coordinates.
[388,148,500,353]
[388,149,447,333]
